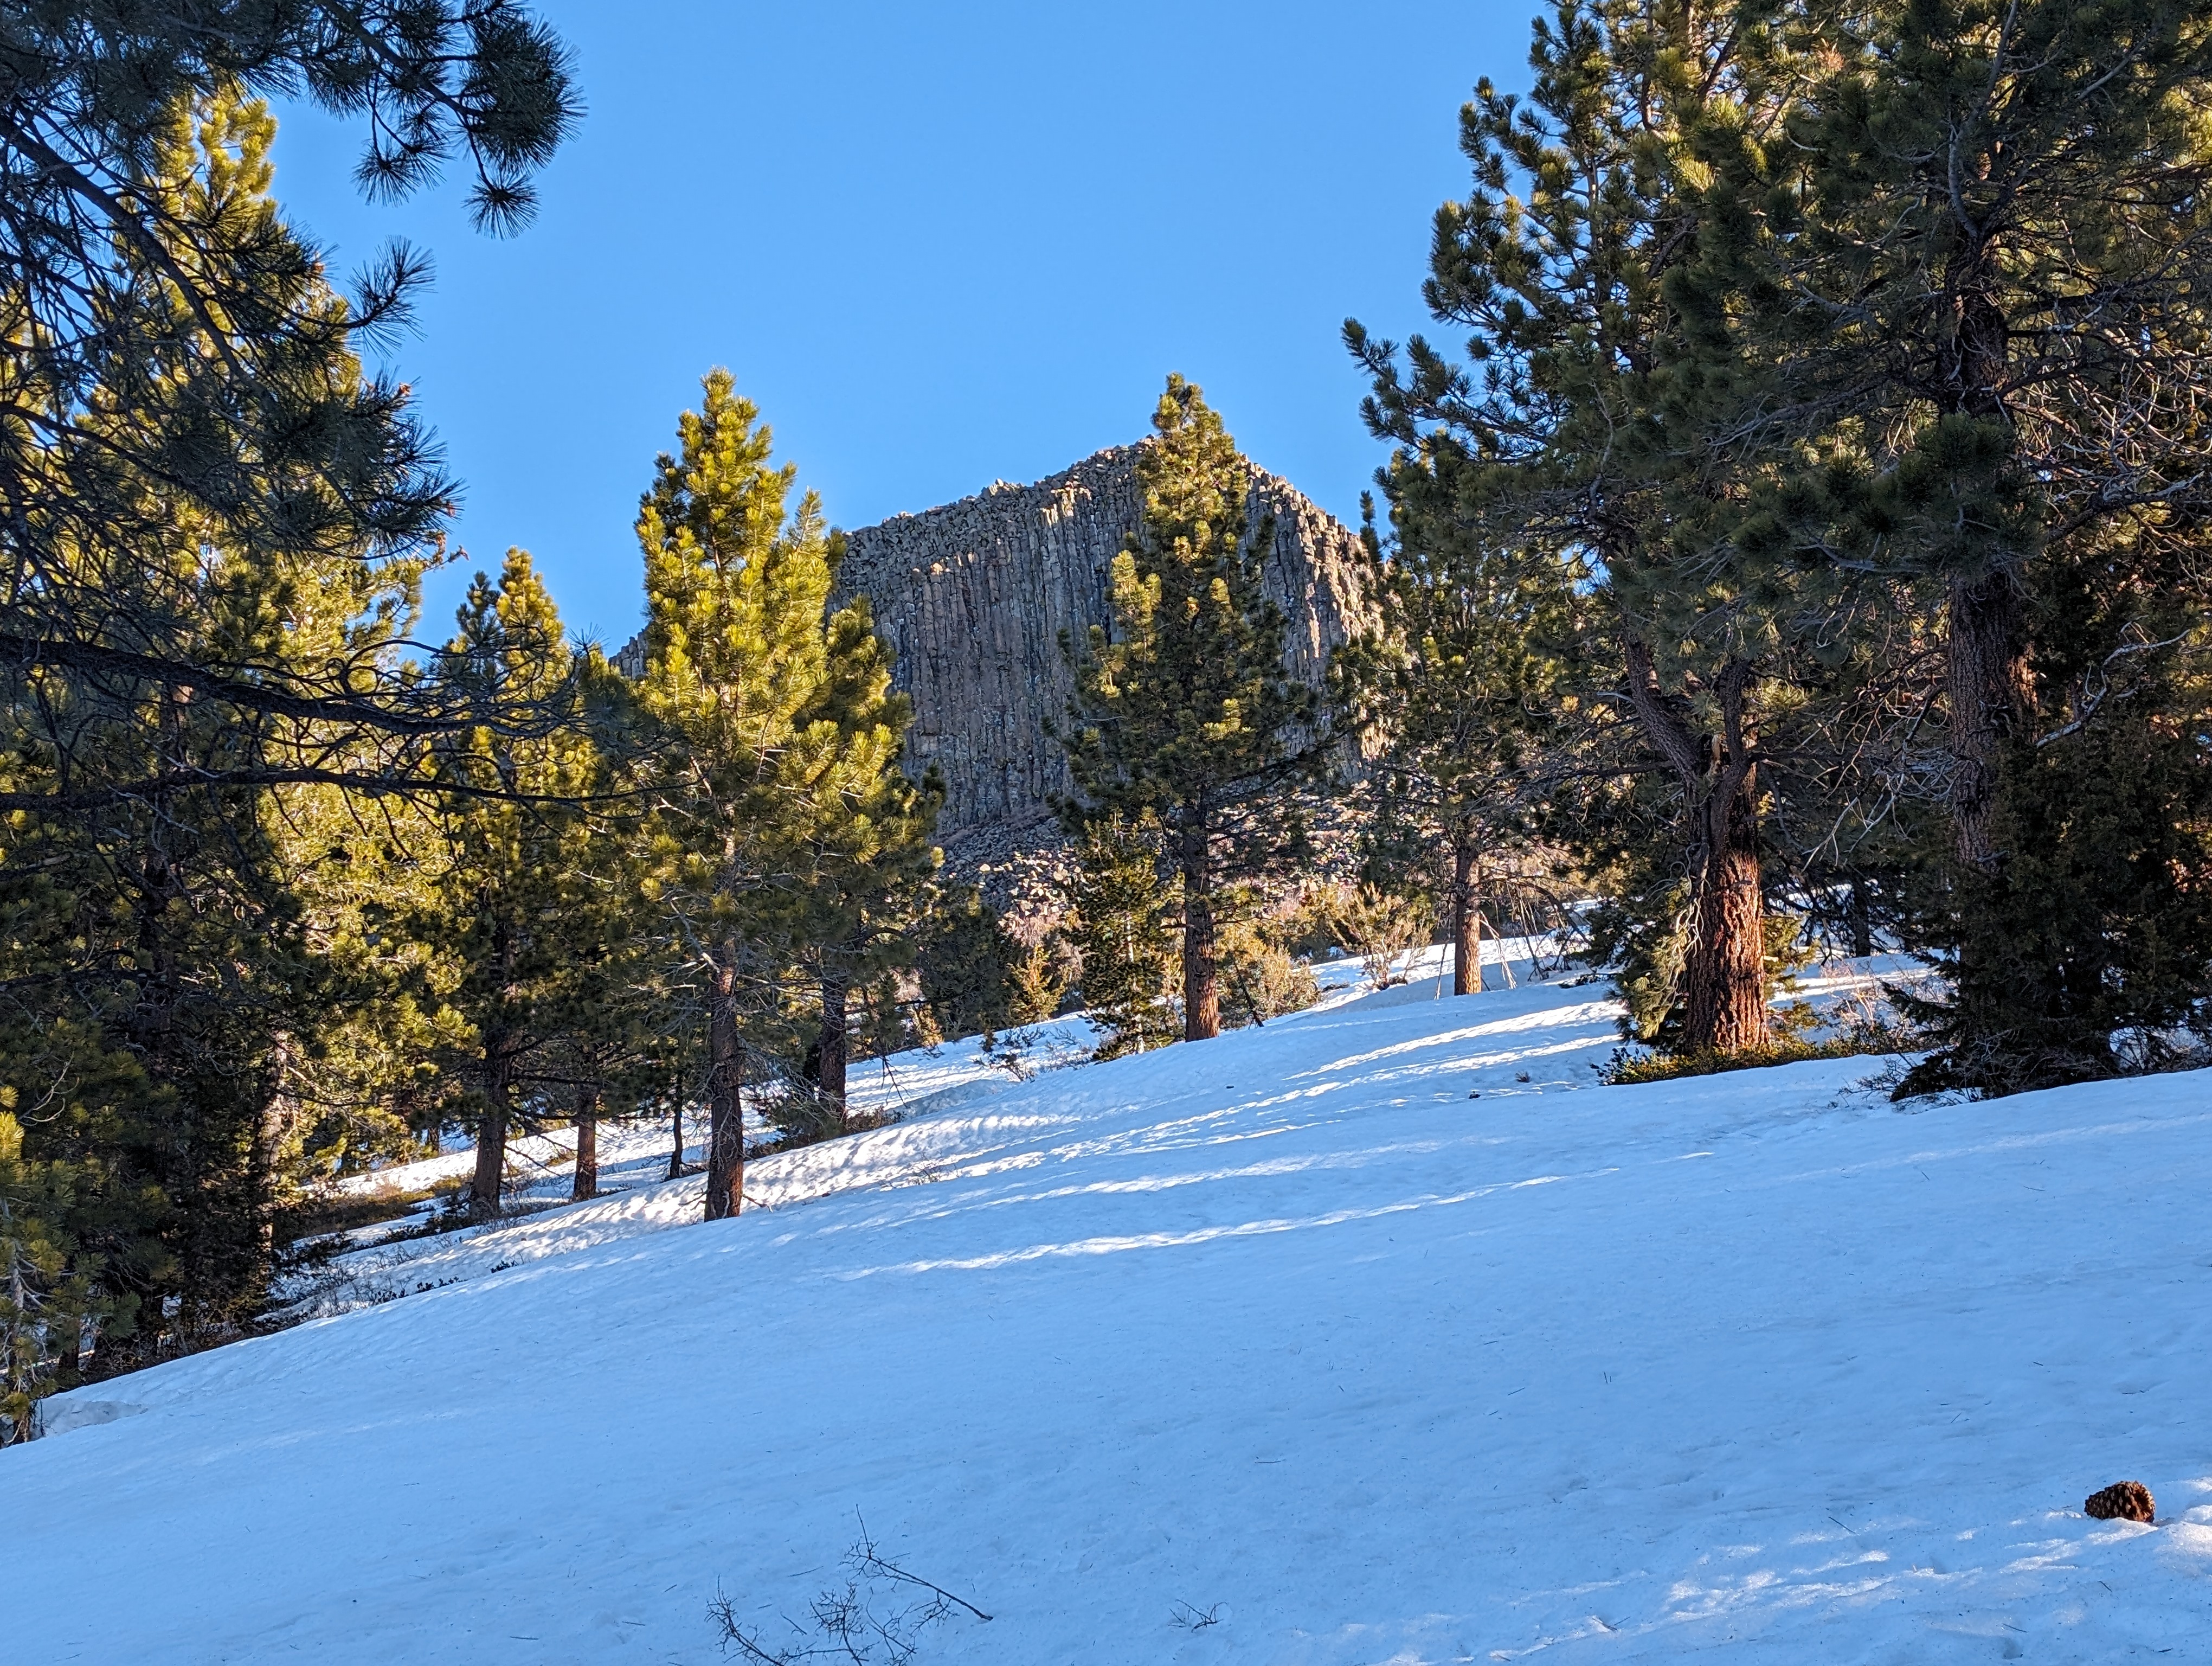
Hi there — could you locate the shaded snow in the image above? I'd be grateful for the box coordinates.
[7,959,2205,1663]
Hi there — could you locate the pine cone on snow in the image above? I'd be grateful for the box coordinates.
[2084,1481,2155,1523]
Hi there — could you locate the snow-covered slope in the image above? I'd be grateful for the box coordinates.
[5,970,2209,1664]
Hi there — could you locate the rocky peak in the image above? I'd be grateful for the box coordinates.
[834,443,1375,869]
[615,443,1377,874]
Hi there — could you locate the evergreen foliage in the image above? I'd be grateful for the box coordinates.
[2,7,581,810]
[1355,0,2212,1089]
[1348,0,1787,1056]
[11,0,2212,1438]
[786,595,941,1121]
[1332,486,1573,997]
[423,552,627,1221]
[1,1104,112,1443]
[4,95,440,1379]
[633,371,931,1210]
[1895,572,2212,1093]
[1058,376,1319,1042]
[634,371,829,1218]
[1065,816,1180,1061]
[916,887,1015,1045]
[1674,0,2212,1089]
[0,8,961,1424]
[0,50,582,1418]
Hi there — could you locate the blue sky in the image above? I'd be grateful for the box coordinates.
[271,2,1534,647]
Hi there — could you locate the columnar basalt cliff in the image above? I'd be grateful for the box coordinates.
[833,443,1376,869]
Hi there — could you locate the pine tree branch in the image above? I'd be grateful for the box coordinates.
[0,631,573,739]
[0,765,631,813]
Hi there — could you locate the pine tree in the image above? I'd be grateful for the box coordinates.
[785,597,940,1126]
[1742,0,2211,865]
[1695,0,2212,1089]
[1065,817,1181,1060]
[1333,489,1574,996]
[538,909,666,1204]
[260,783,455,1183]
[2,3,574,695]
[0,5,579,1386]
[916,886,1015,1044]
[1058,376,1318,1042]
[0,1102,121,1443]
[0,94,483,1356]
[424,552,611,1222]
[1347,0,1788,1055]
[1888,507,2212,1091]
[635,371,895,1217]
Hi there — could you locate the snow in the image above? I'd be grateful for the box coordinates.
[6,957,2209,1663]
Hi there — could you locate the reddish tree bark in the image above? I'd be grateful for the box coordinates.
[570,1088,599,1203]
[1449,827,1481,996]
[467,1039,512,1225]
[704,953,745,1220]
[1683,771,1768,1054]
[1179,822,1221,1041]
[816,977,849,1134]
[1624,643,1771,1055]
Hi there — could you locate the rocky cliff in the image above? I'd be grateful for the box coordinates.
[833,443,1375,869]
[616,444,1377,875]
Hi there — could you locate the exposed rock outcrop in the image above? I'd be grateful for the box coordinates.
[833,443,1375,870]
[614,444,1377,880]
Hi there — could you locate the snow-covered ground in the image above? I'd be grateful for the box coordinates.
[281,945,1464,1305]
[7,954,2209,1663]
[284,1013,1105,1302]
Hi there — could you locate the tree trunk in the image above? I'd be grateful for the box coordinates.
[816,977,848,1135]
[252,1032,298,1259]
[1623,642,1770,1056]
[571,1088,599,1203]
[1683,760,1769,1055]
[1450,829,1479,997]
[704,953,745,1220]
[468,1035,512,1225]
[1847,877,1874,959]
[667,1087,685,1182]
[1946,568,2034,869]
[1179,821,1220,1041]
[2,1239,31,1443]
[1935,272,2033,870]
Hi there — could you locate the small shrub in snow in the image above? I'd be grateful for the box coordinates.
[981,1025,1051,1081]
[1218,917,1321,1027]
[1327,881,1430,991]
[709,1520,987,1664]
